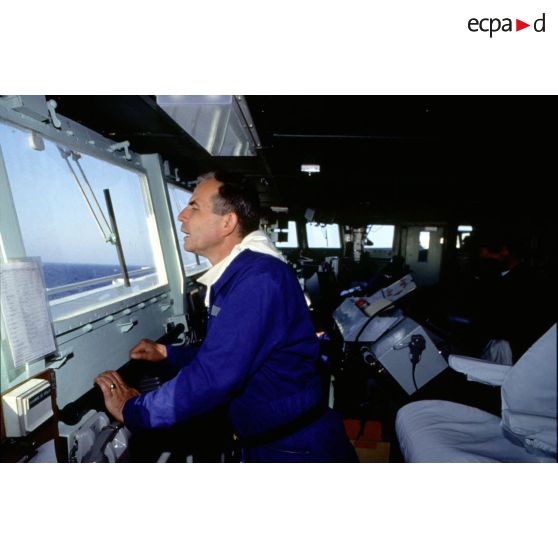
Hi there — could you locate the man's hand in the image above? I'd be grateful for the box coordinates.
[129,338,167,362]
[95,371,140,423]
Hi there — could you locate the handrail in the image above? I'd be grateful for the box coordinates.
[46,267,156,296]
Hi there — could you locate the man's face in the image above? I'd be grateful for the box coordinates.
[178,178,229,259]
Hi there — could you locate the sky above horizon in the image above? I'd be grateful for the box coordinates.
[1,121,163,266]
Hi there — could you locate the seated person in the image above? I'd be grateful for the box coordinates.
[473,230,552,364]
[451,227,552,364]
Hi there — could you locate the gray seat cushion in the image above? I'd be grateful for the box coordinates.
[396,400,551,463]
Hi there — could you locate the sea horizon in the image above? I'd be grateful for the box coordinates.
[42,261,153,299]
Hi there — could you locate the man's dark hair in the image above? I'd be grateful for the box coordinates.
[198,171,261,237]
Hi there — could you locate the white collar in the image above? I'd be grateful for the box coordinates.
[197,230,286,306]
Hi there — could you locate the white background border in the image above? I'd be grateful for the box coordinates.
[1,1,556,555]
[1,1,556,93]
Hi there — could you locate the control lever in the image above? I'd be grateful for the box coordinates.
[81,424,121,463]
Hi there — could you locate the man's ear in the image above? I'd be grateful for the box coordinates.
[223,212,239,236]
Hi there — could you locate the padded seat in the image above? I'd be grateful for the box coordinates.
[396,324,556,463]
[396,400,551,462]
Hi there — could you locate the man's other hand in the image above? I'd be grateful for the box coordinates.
[129,339,167,362]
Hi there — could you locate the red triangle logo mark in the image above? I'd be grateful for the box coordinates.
[516,19,530,31]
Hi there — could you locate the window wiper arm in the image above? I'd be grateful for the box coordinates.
[103,188,130,288]
[58,147,115,244]
[58,147,131,287]
[71,151,115,242]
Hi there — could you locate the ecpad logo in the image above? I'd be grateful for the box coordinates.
[468,13,546,38]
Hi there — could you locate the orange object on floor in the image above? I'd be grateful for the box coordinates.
[343,419,390,461]
[343,419,382,447]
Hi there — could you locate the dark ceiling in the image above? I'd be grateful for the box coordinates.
[47,95,556,226]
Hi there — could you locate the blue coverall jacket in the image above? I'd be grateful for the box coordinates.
[124,249,357,462]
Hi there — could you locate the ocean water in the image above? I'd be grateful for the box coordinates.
[43,262,152,300]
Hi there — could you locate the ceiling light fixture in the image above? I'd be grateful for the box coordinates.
[301,164,320,175]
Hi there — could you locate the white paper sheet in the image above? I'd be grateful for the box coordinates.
[0,259,57,368]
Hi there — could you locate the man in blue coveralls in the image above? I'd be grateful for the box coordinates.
[96,172,357,462]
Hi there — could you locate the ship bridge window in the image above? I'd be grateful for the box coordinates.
[167,183,211,276]
[306,223,341,249]
[274,220,299,249]
[456,225,473,249]
[0,120,167,322]
[364,224,395,251]
[418,231,430,262]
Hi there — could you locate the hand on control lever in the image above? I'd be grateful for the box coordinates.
[129,338,167,362]
[95,371,140,423]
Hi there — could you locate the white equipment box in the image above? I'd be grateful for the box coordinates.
[333,297,403,342]
[333,274,417,343]
[2,378,54,437]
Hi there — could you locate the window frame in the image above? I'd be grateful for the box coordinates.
[0,107,170,335]
[305,222,342,249]
[456,225,473,249]
[273,219,299,249]
[363,224,395,258]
